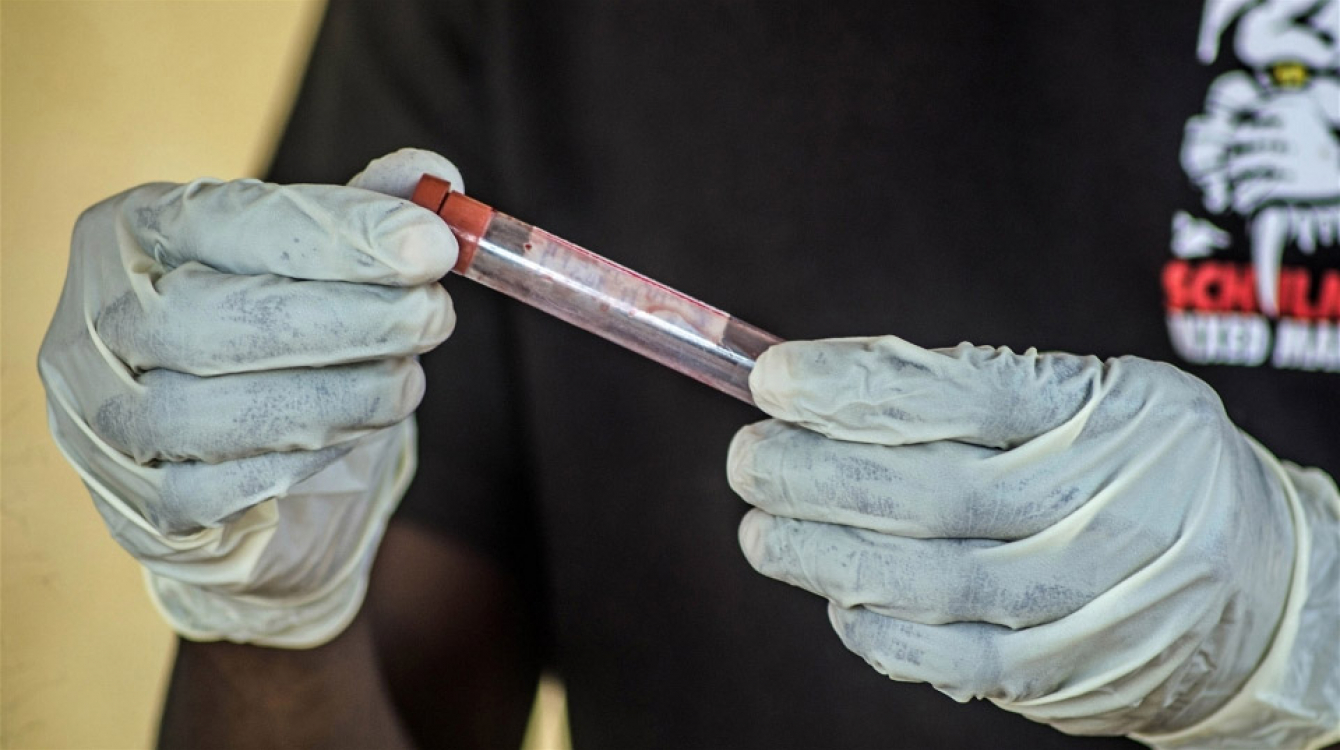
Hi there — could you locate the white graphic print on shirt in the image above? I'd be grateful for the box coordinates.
[1166,0,1340,371]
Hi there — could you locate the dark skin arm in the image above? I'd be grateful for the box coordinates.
[157,519,540,750]
[157,609,413,749]
[367,519,542,749]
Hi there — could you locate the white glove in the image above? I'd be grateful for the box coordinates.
[39,148,463,647]
[729,337,1339,748]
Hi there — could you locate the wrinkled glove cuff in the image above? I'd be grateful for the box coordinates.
[1134,450,1340,750]
[140,422,416,649]
[146,554,372,648]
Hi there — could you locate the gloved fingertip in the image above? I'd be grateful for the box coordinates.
[747,341,808,420]
[827,600,849,637]
[426,285,458,345]
[400,360,428,414]
[377,212,460,283]
[749,336,940,433]
[351,150,467,284]
[725,424,761,496]
[737,509,771,569]
[348,148,465,199]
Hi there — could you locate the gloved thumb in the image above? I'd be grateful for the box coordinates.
[348,148,466,199]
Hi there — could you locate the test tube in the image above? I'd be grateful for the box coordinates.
[411,175,782,404]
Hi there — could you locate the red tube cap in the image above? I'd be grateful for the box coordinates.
[410,174,493,273]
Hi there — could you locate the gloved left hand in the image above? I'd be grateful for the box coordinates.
[728,336,1339,748]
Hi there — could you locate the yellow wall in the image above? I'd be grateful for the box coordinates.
[2,2,326,747]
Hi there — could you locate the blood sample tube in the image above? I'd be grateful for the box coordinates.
[411,175,781,404]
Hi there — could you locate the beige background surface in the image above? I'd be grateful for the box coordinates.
[4,1,329,747]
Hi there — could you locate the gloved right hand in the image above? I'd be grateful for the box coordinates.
[38,148,462,647]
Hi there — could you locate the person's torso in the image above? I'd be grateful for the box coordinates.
[273,2,1339,746]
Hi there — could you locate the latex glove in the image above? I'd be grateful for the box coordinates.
[729,337,1339,748]
[39,148,462,647]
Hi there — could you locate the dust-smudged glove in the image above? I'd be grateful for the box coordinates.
[729,336,1339,748]
[39,149,463,647]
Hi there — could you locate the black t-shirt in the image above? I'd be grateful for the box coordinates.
[268,1,1339,747]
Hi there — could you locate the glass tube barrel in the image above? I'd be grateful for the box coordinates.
[411,175,781,404]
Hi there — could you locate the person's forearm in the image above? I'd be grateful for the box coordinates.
[158,609,412,749]
[367,520,543,750]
